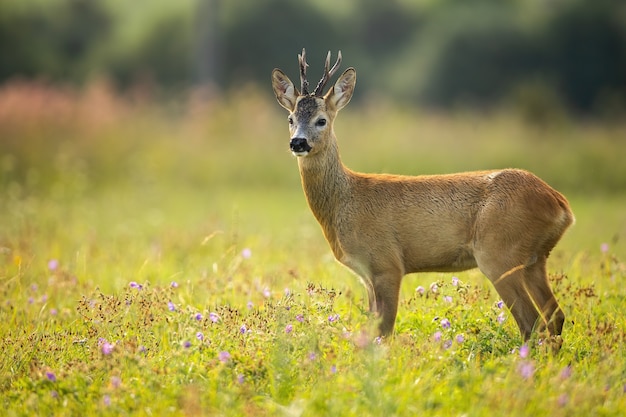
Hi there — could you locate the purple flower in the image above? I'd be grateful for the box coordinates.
[600,243,609,254]
[330,365,337,374]
[328,314,340,323]
[46,372,57,382]
[247,301,254,310]
[237,374,245,384]
[129,281,143,290]
[497,312,506,324]
[195,313,203,321]
[443,295,453,303]
[430,283,439,293]
[295,314,304,323]
[218,351,231,363]
[284,288,292,297]
[285,324,293,334]
[50,308,58,316]
[110,376,121,388]
[496,300,504,309]
[440,318,451,329]
[183,340,192,348]
[48,259,59,271]
[103,395,111,407]
[239,324,248,334]
[209,312,219,323]
[560,365,572,380]
[101,342,114,355]
[433,331,442,342]
[416,286,425,295]
[262,287,271,298]
[443,340,453,349]
[167,301,176,312]
[308,352,317,361]
[241,248,252,259]
[196,332,204,341]
[374,336,383,345]
[519,344,530,359]
[451,276,459,286]
[518,361,535,379]
[455,334,465,343]
[170,281,179,288]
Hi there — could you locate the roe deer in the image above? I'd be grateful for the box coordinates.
[271,49,574,340]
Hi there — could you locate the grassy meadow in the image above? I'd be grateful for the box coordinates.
[1,81,625,416]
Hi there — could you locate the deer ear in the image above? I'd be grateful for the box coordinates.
[327,68,356,111]
[272,69,299,111]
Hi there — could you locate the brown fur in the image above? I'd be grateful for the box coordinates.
[271,61,574,340]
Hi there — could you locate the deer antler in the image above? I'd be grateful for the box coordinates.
[313,50,342,96]
[298,48,309,95]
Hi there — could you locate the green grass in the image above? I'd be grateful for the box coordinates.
[1,82,625,416]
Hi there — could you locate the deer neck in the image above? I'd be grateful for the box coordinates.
[296,138,350,230]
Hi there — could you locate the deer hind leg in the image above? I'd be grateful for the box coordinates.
[479,255,564,340]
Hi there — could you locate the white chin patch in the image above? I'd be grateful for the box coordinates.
[292,151,310,157]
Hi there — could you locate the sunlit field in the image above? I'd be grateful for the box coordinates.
[1,81,625,416]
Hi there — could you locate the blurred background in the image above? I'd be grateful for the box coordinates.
[1,0,625,267]
[1,0,625,115]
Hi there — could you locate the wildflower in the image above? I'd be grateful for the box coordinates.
[443,340,453,349]
[218,351,231,363]
[433,331,442,342]
[518,361,535,379]
[103,395,111,407]
[167,301,176,312]
[374,336,383,345]
[183,340,192,348]
[560,365,572,380]
[440,318,451,329]
[195,313,203,321]
[443,295,453,303]
[262,287,271,298]
[247,301,254,310]
[170,281,179,288]
[129,281,143,290]
[51,390,59,399]
[430,282,439,293]
[138,345,147,354]
[209,312,219,323]
[328,314,340,323]
[40,294,48,303]
[600,243,609,254]
[110,376,121,389]
[237,374,245,384]
[519,344,530,359]
[284,288,291,297]
[496,300,504,309]
[196,332,204,341]
[308,352,317,361]
[455,334,465,343]
[416,286,425,295]
[48,259,59,271]
[242,248,252,259]
[50,308,58,316]
[295,314,304,323]
[101,342,114,355]
[497,312,506,324]
[451,276,459,286]
[46,372,57,383]
[330,365,337,374]
[285,324,293,334]
[239,324,248,334]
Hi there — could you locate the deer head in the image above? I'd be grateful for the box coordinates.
[271,49,356,157]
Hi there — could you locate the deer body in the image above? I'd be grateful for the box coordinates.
[272,50,574,339]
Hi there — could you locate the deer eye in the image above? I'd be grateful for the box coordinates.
[288,117,294,125]
[316,118,327,127]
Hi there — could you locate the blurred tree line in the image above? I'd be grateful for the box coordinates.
[1,0,625,116]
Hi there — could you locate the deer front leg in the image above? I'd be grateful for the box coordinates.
[372,272,402,336]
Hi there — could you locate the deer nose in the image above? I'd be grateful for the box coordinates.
[290,137,312,154]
